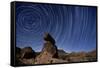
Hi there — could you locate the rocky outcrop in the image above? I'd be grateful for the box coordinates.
[15,47,36,65]
[42,43,58,58]
[35,33,59,64]
[21,47,36,59]
[15,33,97,65]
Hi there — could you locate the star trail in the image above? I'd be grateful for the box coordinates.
[16,2,97,52]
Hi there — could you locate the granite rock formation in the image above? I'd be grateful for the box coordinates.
[35,33,60,64]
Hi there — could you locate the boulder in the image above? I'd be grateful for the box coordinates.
[21,47,36,59]
[44,33,55,45]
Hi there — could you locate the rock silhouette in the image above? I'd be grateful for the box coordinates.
[44,32,55,45]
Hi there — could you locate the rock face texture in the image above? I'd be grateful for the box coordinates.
[15,47,36,65]
[35,33,59,64]
[21,47,36,59]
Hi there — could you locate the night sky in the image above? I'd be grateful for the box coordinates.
[16,2,97,52]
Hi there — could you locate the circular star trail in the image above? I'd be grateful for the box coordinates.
[16,3,97,52]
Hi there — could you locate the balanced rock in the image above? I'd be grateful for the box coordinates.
[43,33,58,58]
[35,33,58,64]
